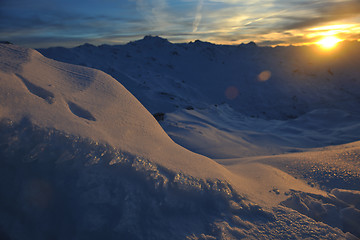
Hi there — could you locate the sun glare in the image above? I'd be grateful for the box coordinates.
[316,36,342,50]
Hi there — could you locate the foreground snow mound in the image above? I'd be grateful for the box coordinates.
[0,43,225,179]
[0,120,237,239]
[0,120,348,240]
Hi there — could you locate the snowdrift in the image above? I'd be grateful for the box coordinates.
[0,43,226,179]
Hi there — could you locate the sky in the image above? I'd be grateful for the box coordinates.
[1,0,360,48]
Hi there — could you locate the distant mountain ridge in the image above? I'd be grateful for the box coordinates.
[38,36,360,120]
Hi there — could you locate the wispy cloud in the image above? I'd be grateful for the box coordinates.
[192,0,204,33]
[130,0,174,32]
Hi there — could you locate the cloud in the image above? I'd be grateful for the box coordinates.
[281,0,360,30]
[129,0,173,31]
[193,0,204,32]
[1,0,359,48]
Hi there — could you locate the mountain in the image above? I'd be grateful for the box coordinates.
[38,37,360,158]
[1,42,359,239]
[38,36,360,119]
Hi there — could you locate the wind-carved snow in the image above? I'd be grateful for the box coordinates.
[67,101,96,121]
[281,190,360,238]
[15,73,55,104]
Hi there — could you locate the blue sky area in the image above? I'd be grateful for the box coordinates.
[1,0,360,47]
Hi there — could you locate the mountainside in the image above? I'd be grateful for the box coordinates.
[1,42,360,239]
[38,36,360,158]
[39,36,360,120]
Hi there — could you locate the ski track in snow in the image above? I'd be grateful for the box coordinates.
[1,39,360,239]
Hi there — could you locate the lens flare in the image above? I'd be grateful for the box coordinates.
[317,36,342,50]
[258,70,271,81]
[225,86,239,100]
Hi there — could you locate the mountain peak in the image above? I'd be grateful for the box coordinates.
[129,35,171,47]
[76,43,96,49]
[238,41,257,48]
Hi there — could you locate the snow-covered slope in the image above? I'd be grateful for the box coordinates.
[39,36,360,119]
[162,105,360,158]
[0,43,226,179]
[38,36,360,157]
[0,43,237,239]
[1,42,360,239]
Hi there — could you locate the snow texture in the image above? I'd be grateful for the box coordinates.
[0,119,348,240]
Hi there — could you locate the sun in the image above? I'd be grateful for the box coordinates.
[316,36,342,50]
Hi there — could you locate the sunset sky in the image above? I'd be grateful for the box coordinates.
[1,0,360,48]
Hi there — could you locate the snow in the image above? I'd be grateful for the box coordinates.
[38,37,360,120]
[1,38,360,239]
[331,189,360,208]
[162,106,360,159]
[0,43,226,179]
